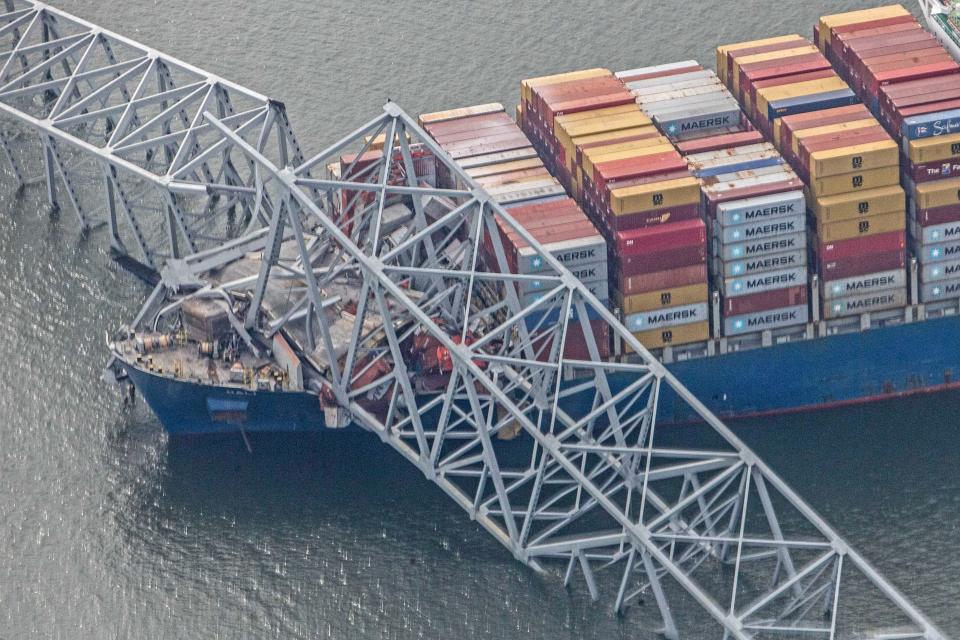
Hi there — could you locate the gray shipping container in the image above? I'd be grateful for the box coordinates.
[616,60,699,79]
[716,191,805,227]
[715,248,807,279]
[823,287,907,319]
[624,301,709,332]
[723,304,809,337]
[921,257,960,282]
[920,277,960,302]
[720,231,806,261]
[518,259,609,294]
[821,268,905,300]
[517,234,607,274]
[723,265,807,298]
[912,237,960,263]
[717,212,806,245]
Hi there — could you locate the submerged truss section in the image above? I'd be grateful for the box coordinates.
[118,102,949,640]
[0,0,303,273]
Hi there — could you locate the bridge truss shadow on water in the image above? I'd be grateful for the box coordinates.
[0,1,951,638]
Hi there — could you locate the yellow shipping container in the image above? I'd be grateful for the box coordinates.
[818,5,911,50]
[520,69,610,105]
[467,158,544,179]
[789,118,879,156]
[555,112,653,155]
[610,177,701,216]
[419,103,504,126]
[811,185,905,223]
[631,321,710,350]
[581,141,671,177]
[811,165,900,197]
[619,283,709,315]
[567,125,659,171]
[731,45,819,97]
[756,77,848,122]
[907,133,960,164]
[914,176,960,210]
[554,104,638,131]
[716,35,802,84]
[809,140,899,180]
[816,210,905,243]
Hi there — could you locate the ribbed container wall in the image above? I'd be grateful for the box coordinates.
[419,104,611,358]
[621,62,811,337]
[519,69,709,350]
[719,30,908,320]
[817,5,960,305]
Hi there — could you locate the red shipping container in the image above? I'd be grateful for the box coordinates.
[620,264,708,296]
[595,152,688,189]
[818,249,906,280]
[424,112,514,136]
[868,60,960,95]
[616,218,706,257]
[676,130,765,155]
[546,92,636,122]
[905,159,960,184]
[915,204,960,227]
[817,229,906,261]
[723,285,808,316]
[533,319,611,362]
[617,245,707,276]
[724,37,809,88]
[618,63,702,84]
[605,203,702,232]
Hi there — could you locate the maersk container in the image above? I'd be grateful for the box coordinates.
[717,212,805,244]
[720,231,805,261]
[767,88,859,122]
[655,108,743,141]
[518,260,609,294]
[624,301,709,332]
[920,257,960,283]
[515,234,607,274]
[913,238,960,263]
[718,248,807,279]
[717,191,806,227]
[821,268,906,300]
[823,286,907,319]
[913,219,960,245]
[920,277,960,302]
[723,265,807,298]
[724,304,809,336]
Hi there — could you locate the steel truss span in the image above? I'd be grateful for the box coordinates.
[0,2,948,639]
[0,0,304,275]
[129,103,946,640]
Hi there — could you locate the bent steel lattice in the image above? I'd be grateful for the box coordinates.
[0,1,949,638]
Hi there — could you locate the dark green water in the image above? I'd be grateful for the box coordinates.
[1,1,957,637]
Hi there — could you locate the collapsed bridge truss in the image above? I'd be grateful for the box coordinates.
[0,2,950,639]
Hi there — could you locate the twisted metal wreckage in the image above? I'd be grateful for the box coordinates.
[0,1,950,638]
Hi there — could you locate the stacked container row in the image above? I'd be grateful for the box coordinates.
[776,104,907,317]
[717,34,858,140]
[720,32,909,320]
[519,69,709,350]
[419,104,611,358]
[817,5,960,305]
[623,61,811,337]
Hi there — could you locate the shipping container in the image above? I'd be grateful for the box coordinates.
[920,277,960,302]
[821,268,905,299]
[816,209,905,243]
[722,265,807,297]
[717,248,807,279]
[723,284,808,316]
[823,286,907,318]
[620,264,708,296]
[716,190,806,226]
[618,282,710,314]
[818,249,906,280]
[724,304,809,336]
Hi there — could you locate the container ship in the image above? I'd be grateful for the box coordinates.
[109,4,960,433]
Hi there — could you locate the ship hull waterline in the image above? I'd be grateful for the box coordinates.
[122,312,960,435]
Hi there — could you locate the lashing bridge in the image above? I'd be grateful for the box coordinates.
[0,2,949,638]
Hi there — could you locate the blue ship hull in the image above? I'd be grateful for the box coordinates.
[124,313,960,435]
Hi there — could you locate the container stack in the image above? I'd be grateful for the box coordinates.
[419,104,611,359]
[718,35,858,140]
[619,62,811,338]
[816,6,960,305]
[518,69,711,350]
[776,105,907,319]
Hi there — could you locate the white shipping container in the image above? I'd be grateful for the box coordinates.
[824,287,907,319]
[716,191,805,227]
[724,304,809,336]
[624,302,709,332]
[821,269,905,300]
